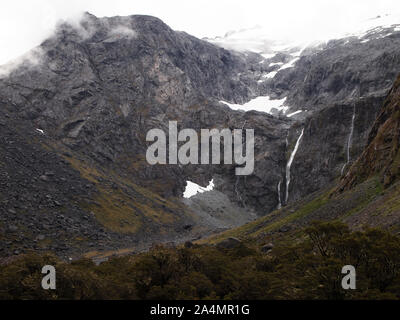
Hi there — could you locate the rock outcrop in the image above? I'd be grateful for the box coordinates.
[339,74,400,191]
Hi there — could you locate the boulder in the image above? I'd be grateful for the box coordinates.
[261,243,274,253]
[216,237,242,249]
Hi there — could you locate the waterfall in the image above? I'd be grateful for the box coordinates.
[277,180,282,209]
[341,105,356,175]
[285,128,304,204]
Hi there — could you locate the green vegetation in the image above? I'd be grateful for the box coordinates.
[257,194,329,235]
[1,221,400,300]
[204,177,389,245]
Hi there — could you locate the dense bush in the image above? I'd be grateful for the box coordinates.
[1,221,400,300]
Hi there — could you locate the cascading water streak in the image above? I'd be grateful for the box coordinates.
[277,180,282,209]
[285,128,304,204]
[341,105,356,175]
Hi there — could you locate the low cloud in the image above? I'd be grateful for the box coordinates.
[0,47,45,78]
[1,0,400,67]
[109,25,137,38]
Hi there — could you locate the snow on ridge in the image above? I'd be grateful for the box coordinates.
[206,13,400,60]
[261,53,276,60]
[342,13,400,41]
[220,96,288,114]
[259,57,301,82]
[183,180,214,198]
[287,110,303,118]
[269,62,284,67]
[205,25,309,59]
[278,57,300,71]
[263,71,278,79]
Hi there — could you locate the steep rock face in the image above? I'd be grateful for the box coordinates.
[0,13,288,198]
[339,74,400,191]
[0,13,291,257]
[264,29,400,204]
[209,26,400,206]
[287,96,382,202]
[4,13,269,108]
[269,28,400,113]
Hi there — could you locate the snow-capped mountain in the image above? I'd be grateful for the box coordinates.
[2,12,400,259]
[205,13,400,117]
[205,13,400,56]
[204,25,307,60]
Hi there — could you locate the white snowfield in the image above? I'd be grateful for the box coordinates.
[183,179,214,198]
[206,13,400,60]
[220,96,288,114]
[352,13,400,39]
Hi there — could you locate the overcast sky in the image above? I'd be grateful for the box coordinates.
[1,0,400,65]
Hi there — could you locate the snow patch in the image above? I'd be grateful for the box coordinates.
[269,62,283,67]
[220,96,287,114]
[261,53,276,59]
[278,57,300,71]
[260,57,300,80]
[287,110,303,118]
[263,71,278,79]
[183,179,214,198]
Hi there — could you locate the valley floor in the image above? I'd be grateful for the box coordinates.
[2,176,400,300]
